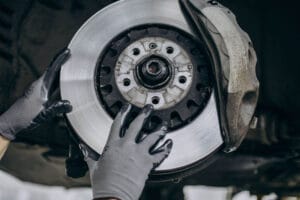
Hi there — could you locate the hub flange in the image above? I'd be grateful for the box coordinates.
[97,26,213,131]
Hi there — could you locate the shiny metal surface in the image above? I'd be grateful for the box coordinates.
[60,0,223,171]
[115,37,194,110]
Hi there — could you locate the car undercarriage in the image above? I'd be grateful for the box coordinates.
[0,0,300,199]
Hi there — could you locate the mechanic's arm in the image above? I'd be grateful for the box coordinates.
[0,49,72,158]
[0,135,9,159]
[83,104,173,200]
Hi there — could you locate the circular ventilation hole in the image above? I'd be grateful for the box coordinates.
[152,96,160,105]
[101,66,111,75]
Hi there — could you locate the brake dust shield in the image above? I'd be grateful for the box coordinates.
[60,0,223,181]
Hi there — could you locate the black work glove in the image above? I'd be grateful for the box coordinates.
[81,104,173,200]
[0,49,72,140]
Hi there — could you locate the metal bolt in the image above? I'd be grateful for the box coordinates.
[149,42,157,49]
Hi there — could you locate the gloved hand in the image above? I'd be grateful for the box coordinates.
[82,104,173,200]
[0,49,72,140]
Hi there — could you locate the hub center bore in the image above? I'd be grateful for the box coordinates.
[146,60,162,76]
[136,56,171,89]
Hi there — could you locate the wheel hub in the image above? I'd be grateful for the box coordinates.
[97,26,211,129]
[112,35,195,111]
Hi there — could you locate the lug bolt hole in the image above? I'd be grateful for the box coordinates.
[123,78,131,86]
[152,96,160,105]
[179,76,187,84]
[166,47,174,54]
[149,43,157,49]
[133,48,140,56]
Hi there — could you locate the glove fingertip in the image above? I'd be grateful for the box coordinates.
[114,103,131,127]
[120,103,131,114]
[63,48,71,55]
[152,140,173,168]
[51,100,73,114]
[142,104,153,116]
[151,138,173,155]
[165,139,173,151]
[160,125,168,133]
[61,100,73,113]
[163,139,173,159]
[57,48,71,64]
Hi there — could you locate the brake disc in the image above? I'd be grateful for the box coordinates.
[60,0,223,181]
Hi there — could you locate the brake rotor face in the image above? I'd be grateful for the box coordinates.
[60,0,223,180]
